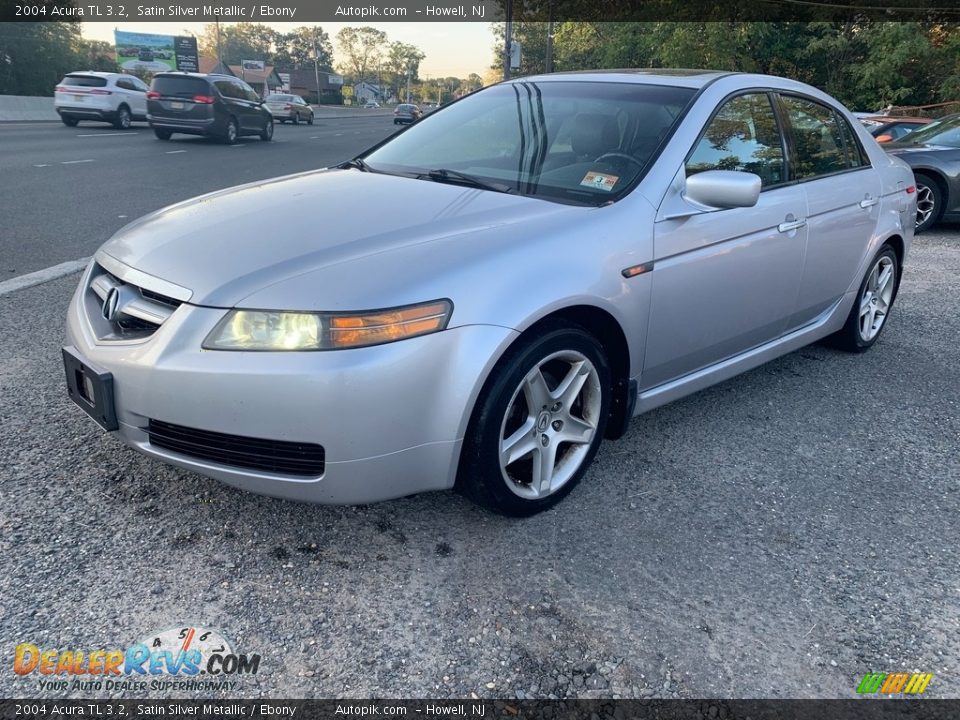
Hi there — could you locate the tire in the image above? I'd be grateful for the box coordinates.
[307,113,314,125]
[260,118,273,141]
[223,117,238,144]
[457,321,611,516]
[292,113,299,125]
[914,175,943,234]
[153,128,172,140]
[394,120,399,125]
[113,105,131,130]
[61,116,78,127]
[827,244,899,353]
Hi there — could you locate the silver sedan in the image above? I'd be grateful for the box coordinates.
[64,70,916,515]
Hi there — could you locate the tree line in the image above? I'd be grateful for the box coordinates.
[493,22,960,110]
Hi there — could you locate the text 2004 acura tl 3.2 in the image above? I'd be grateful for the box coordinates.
[64,70,917,516]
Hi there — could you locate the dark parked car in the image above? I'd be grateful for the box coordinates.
[884,113,960,232]
[146,72,274,144]
[393,103,422,125]
[138,49,154,62]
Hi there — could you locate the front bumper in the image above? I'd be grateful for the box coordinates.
[66,265,516,504]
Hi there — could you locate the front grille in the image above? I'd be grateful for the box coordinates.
[147,420,326,477]
[86,263,184,341]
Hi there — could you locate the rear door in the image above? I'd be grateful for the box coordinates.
[645,92,808,389]
[233,80,264,131]
[776,94,881,328]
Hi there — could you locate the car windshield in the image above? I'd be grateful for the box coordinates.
[364,81,696,205]
[267,95,292,102]
[898,114,960,147]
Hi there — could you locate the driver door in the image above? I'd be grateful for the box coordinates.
[643,92,808,389]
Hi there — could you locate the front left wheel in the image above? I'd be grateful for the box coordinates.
[457,321,611,516]
[113,105,131,130]
[260,118,274,141]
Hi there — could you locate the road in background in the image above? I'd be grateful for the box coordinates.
[0,118,398,276]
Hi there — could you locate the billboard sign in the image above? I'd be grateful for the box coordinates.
[328,74,344,86]
[174,36,199,73]
[241,60,266,72]
[115,30,176,72]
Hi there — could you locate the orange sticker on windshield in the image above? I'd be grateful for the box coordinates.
[581,171,619,191]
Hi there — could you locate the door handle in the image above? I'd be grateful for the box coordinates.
[859,197,879,209]
[778,218,806,233]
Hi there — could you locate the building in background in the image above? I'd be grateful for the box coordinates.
[279,69,344,105]
[227,64,283,98]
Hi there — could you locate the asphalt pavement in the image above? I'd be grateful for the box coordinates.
[0,118,957,700]
[0,117,398,276]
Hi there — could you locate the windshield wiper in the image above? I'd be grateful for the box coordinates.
[338,157,373,172]
[421,168,513,194]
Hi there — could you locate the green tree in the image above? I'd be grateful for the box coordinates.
[197,22,281,66]
[335,26,387,83]
[0,21,82,96]
[278,26,333,70]
[78,39,118,72]
[384,41,425,100]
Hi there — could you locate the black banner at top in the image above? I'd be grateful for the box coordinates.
[2,0,960,22]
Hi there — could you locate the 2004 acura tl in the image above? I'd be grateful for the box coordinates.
[64,70,917,516]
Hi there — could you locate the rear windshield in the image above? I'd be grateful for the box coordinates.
[267,95,292,102]
[151,76,211,98]
[397,105,416,111]
[62,75,107,88]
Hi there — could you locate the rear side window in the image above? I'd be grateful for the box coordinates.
[151,76,211,98]
[780,96,850,179]
[686,93,786,188]
[214,80,238,98]
[62,75,107,88]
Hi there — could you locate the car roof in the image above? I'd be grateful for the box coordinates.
[511,69,737,88]
[66,71,121,78]
[153,72,229,80]
[863,116,931,124]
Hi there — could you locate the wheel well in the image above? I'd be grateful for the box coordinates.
[525,305,633,440]
[882,234,905,297]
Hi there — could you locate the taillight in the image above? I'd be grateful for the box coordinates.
[55,85,66,93]
[88,89,112,95]
[192,95,215,104]
[906,185,916,194]
[145,90,160,100]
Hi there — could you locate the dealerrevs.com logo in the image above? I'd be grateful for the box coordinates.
[13,626,261,693]
[856,672,934,695]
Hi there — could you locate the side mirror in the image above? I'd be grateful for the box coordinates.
[684,170,761,209]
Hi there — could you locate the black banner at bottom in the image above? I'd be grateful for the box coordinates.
[1,700,959,720]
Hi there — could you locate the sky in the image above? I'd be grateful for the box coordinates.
[82,22,495,79]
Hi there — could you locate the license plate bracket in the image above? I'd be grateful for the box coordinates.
[62,346,118,431]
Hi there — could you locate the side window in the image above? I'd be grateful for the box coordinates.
[686,93,786,188]
[780,96,849,178]
[214,81,236,99]
[132,77,149,92]
[836,112,869,168]
[115,78,133,91]
[238,82,259,102]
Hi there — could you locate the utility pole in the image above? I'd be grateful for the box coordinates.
[405,66,411,103]
[312,32,321,106]
[215,19,223,71]
[545,0,555,74]
[503,0,513,81]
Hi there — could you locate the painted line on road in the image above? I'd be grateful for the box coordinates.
[0,257,90,298]
[165,150,187,154]
[33,164,50,168]
[77,132,138,138]
[61,159,94,165]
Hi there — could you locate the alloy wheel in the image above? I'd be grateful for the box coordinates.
[498,350,602,500]
[915,183,935,229]
[859,255,895,342]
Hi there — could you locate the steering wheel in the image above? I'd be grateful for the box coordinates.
[593,152,644,169]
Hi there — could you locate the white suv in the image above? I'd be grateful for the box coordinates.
[55,72,149,129]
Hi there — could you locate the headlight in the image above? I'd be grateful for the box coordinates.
[202,300,452,351]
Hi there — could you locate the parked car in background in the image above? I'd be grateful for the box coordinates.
[364,102,380,109]
[865,116,932,143]
[393,103,422,125]
[884,113,960,232]
[265,94,314,124]
[54,72,149,129]
[146,72,274,144]
[64,70,915,516]
[138,49,154,62]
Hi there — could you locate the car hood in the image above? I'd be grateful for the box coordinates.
[98,169,572,307]
[884,142,956,154]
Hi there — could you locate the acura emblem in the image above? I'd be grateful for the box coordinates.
[102,287,120,321]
